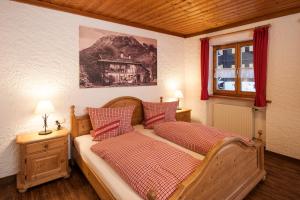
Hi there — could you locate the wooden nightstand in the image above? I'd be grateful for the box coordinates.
[16,128,69,192]
[176,109,191,122]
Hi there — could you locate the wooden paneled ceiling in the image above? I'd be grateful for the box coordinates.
[15,0,300,37]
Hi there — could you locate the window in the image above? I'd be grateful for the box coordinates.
[213,41,255,97]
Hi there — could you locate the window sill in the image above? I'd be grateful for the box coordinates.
[209,95,254,102]
[209,95,272,103]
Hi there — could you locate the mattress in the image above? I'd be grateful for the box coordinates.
[74,125,204,200]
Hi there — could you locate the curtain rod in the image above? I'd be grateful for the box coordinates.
[200,24,271,40]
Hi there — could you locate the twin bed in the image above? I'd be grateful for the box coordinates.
[70,96,265,200]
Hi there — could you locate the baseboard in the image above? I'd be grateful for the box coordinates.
[0,174,16,185]
[265,150,300,162]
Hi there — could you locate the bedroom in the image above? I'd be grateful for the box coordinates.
[0,0,299,199]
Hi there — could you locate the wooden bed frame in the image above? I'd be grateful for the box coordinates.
[70,96,266,200]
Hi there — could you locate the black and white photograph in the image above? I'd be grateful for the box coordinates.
[79,26,157,88]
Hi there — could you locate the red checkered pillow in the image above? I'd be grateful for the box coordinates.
[142,101,178,129]
[154,121,253,155]
[88,106,135,139]
[90,118,120,141]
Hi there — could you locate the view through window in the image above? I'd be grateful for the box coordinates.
[213,41,255,97]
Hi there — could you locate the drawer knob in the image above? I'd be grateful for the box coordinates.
[44,144,48,149]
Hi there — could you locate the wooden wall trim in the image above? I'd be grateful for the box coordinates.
[12,0,185,38]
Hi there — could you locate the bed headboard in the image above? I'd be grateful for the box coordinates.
[70,96,144,139]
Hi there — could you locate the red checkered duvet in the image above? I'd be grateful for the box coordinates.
[91,131,201,200]
[154,121,253,155]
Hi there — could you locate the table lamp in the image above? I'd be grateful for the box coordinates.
[175,90,183,110]
[35,100,54,135]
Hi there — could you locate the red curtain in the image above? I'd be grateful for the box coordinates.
[200,38,209,100]
[253,26,269,107]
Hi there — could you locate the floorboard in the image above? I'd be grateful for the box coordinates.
[0,151,299,200]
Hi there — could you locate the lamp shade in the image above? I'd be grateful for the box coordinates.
[175,90,184,99]
[35,100,54,114]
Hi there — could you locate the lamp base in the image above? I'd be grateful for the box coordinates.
[38,130,53,135]
[177,107,182,110]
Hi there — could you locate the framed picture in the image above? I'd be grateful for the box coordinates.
[79,26,157,88]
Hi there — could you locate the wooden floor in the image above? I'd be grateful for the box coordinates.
[1,151,299,200]
[245,151,300,200]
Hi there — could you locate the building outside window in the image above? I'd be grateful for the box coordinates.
[213,41,255,97]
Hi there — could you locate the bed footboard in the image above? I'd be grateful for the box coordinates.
[170,138,265,200]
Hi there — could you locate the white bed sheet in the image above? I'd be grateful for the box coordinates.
[74,125,204,200]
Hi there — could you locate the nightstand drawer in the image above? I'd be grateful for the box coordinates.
[26,137,66,155]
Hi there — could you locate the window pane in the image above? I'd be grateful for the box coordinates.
[215,48,236,91]
[240,45,255,92]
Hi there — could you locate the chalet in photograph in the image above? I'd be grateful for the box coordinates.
[97,53,152,86]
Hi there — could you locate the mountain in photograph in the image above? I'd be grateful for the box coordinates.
[79,34,157,88]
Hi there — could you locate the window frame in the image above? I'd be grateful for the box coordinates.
[213,40,255,98]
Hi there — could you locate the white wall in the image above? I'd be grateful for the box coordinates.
[184,13,300,159]
[0,1,185,178]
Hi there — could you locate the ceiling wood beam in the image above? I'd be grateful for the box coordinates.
[137,0,236,26]
[184,6,300,38]
[151,1,293,29]
[102,0,143,17]
[128,0,203,22]
[167,4,284,32]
